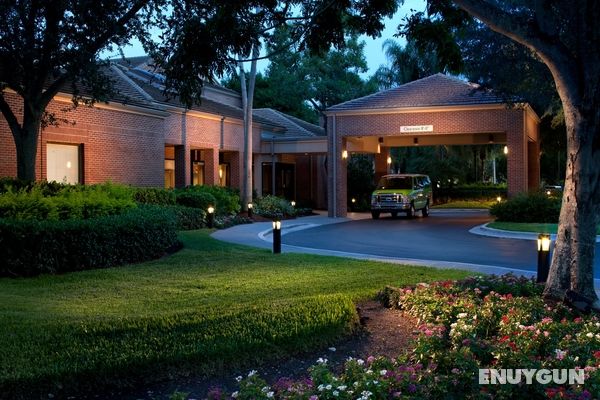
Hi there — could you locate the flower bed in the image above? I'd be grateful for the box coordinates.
[204,275,599,399]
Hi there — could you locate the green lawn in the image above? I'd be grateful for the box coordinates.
[0,230,469,398]
[432,200,495,209]
[488,221,600,235]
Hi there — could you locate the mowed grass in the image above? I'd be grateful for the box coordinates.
[0,230,470,397]
[488,221,600,235]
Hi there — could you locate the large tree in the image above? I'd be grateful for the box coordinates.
[405,0,600,303]
[0,0,154,181]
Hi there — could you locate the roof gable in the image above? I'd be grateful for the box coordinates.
[327,73,506,112]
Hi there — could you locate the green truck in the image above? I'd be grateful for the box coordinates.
[370,174,432,219]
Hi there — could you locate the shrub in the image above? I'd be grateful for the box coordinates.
[0,206,179,277]
[133,188,176,205]
[490,192,561,222]
[0,182,137,220]
[166,205,206,230]
[254,195,296,219]
[175,186,240,216]
[175,190,216,210]
[433,183,507,204]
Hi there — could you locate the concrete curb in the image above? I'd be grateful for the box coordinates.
[470,223,600,243]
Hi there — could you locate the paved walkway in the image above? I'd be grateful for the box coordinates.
[211,210,600,288]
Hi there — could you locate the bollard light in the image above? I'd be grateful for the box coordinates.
[537,233,552,283]
[496,196,502,202]
[207,206,215,228]
[247,202,253,218]
[291,200,296,207]
[272,219,282,254]
[351,198,356,204]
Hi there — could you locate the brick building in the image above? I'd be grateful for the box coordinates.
[1,68,538,215]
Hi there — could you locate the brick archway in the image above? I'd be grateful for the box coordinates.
[325,74,540,218]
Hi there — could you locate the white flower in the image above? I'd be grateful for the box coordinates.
[457,313,468,319]
[326,385,332,390]
[235,375,243,383]
[333,390,339,397]
[380,369,387,376]
[262,386,269,393]
[357,359,365,366]
[266,392,274,398]
[318,384,325,391]
[337,385,347,391]
[587,332,594,338]
[232,391,239,398]
[317,357,328,364]
[248,370,257,377]
[329,347,337,352]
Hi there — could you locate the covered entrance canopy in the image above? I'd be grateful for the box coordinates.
[325,74,540,217]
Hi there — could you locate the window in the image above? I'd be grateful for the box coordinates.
[47,143,81,184]
[192,161,205,186]
[164,159,175,189]
[218,163,229,187]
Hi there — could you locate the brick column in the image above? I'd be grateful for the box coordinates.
[527,140,541,190]
[204,148,219,185]
[174,145,190,188]
[327,116,348,217]
[506,126,528,197]
[227,151,243,190]
[374,147,389,182]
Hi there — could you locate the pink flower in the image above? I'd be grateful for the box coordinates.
[544,331,550,337]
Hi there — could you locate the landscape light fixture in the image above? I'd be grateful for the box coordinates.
[496,196,502,202]
[207,206,215,228]
[291,200,296,207]
[272,219,282,254]
[503,145,508,155]
[342,150,348,159]
[247,202,253,218]
[351,198,356,203]
[537,234,552,283]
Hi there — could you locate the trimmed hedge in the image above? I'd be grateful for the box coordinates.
[490,192,561,223]
[175,185,240,216]
[254,195,296,219]
[166,205,206,230]
[175,191,216,210]
[133,188,176,205]
[0,206,179,277]
[433,183,507,204]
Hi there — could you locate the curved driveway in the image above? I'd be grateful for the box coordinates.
[282,210,600,275]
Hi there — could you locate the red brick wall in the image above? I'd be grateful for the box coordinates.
[328,107,537,217]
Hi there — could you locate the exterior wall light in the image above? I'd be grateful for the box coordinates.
[247,203,253,218]
[272,219,282,254]
[503,145,508,155]
[207,206,215,228]
[386,156,392,165]
[537,234,552,283]
[342,150,348,159]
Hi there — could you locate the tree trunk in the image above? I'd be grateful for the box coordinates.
[543,98,600,301]
[239,45,259,211]
[14,107,43,181]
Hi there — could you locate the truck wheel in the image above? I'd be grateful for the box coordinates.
[422,202,430,217]
[371,211,380,219]
[407,204,415,218]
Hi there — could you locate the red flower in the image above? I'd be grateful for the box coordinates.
[593,350,600,359]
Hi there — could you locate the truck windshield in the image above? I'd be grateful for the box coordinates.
[377,177,412,190]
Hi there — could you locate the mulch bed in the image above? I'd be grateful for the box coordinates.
[90,301,417,400]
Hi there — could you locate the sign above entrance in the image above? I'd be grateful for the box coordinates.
[400,125,433,133]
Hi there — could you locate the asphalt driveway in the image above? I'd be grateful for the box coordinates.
[281,210,600,275]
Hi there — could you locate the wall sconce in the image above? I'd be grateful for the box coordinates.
[413,137,419,146]
[537,234,552,283]
[341,149,348,159]
[503,145,508,155]
[272,219,282,254]
[386,156,392,165]
[377,144,381,154]
[247,203,253,218]
[66,161,72,169]
[219,166,223,179]
[207,206,215,228]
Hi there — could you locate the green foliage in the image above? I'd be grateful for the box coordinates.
[434,183,507,204]
[0,206,179,277]
[133,187,177,205]
[347,154,375,211]
[254,195,295,219]
[176,186,240,216]
[165,205,206,230]
[0,182,137,220]
[490,192,561,223]
[0,230,468,398]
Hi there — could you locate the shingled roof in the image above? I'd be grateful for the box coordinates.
[254,109,325,137]
[327,74,506,112]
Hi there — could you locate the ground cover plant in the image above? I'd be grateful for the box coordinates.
[488,222,600,235]
[0,231,469,399]
[210,275,599,399]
